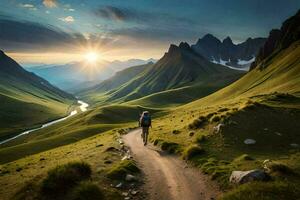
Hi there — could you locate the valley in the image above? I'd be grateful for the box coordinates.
[0,4,299,200]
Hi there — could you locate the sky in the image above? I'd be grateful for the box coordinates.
[0,0,299,65]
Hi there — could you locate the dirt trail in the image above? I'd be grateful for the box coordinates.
[123,129,222,200]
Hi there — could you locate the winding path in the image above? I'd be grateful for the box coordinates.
[123,129,221,200]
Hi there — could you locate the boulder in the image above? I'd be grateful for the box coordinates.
[229,169,269,184]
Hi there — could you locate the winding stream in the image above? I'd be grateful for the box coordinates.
[0,100,89,145]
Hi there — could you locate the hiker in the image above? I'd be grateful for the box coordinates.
[139,111,152,145]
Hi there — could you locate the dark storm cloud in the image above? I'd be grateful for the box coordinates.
[0,19,112,52]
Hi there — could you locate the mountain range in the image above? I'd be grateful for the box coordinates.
[80,42,244,106]
[0,50,75,140]
[27,58,156,92]
[191,34,266,70]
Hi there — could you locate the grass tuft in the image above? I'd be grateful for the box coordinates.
[196,135,207,143]
[161,142,180,153]
[188,116,208,129]
[41,162,91,196]
[267,162,294,175]
[183,145,205,160]
[107,160,140,180]
[68,181,104,200]
[221,181,300,200]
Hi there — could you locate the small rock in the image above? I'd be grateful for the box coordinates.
[118,139,124,145]
[290,143,299,148]
[125,174,136,182]
[275,132,282,136]
[115,182,123,188]
[122,192,129,196]
[124,197,130,200]
[230,169,269,184]
[122,155,131,160]
[244,139,256,145]
[131,190,139,195]
[264,128,268,131]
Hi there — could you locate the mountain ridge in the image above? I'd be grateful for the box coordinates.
[0,50,75,140]
[80,42,244,105]
[192,34,266,69]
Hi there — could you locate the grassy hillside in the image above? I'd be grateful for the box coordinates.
[80,62,153,103]
[0,129,129,200]
[0,103,162,164]
[126,72,242,108]
[144,12,300,199]
[0,51,75,141]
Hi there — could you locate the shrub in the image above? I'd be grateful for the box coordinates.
[41,162,91,196]
[211,115,220,122]
[196,135,206,143]
[267,162,294,175]
[183,145,205,160]
[153,139,163,146]
[206,112,216,119]
[69,182,104,200]
[218,108,229,112]
[221,181,300,200]
[161,142,179,153]
[107,160,140,180]
[188,116,208,129]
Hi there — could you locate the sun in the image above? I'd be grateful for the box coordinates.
[85,52,99,63]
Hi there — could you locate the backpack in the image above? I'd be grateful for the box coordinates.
[141,115,151,127]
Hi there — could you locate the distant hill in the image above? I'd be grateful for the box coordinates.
[0,50,75,140]
[80,42,244,106]
[79,62,154,101]
[191,34,266,70]
[27,58,156,92]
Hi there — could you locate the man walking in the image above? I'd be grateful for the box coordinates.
[139,111,152,145]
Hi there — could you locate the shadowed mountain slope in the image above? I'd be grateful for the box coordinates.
[0,50,75,140]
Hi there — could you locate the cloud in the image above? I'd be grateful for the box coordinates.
[59,16,74,23]
[0,18,119,54]
[43,0,57,8]
[93,6,198,43]
[93,5,195,26]
[19,4,35,8]
[19,3,37,11]
[94,6,133,22]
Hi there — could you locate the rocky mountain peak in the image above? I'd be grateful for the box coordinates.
[179,42,190,50]
[196,34,221,45]
[223,36,233,45]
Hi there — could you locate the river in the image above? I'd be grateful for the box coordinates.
[0,100,89,145]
